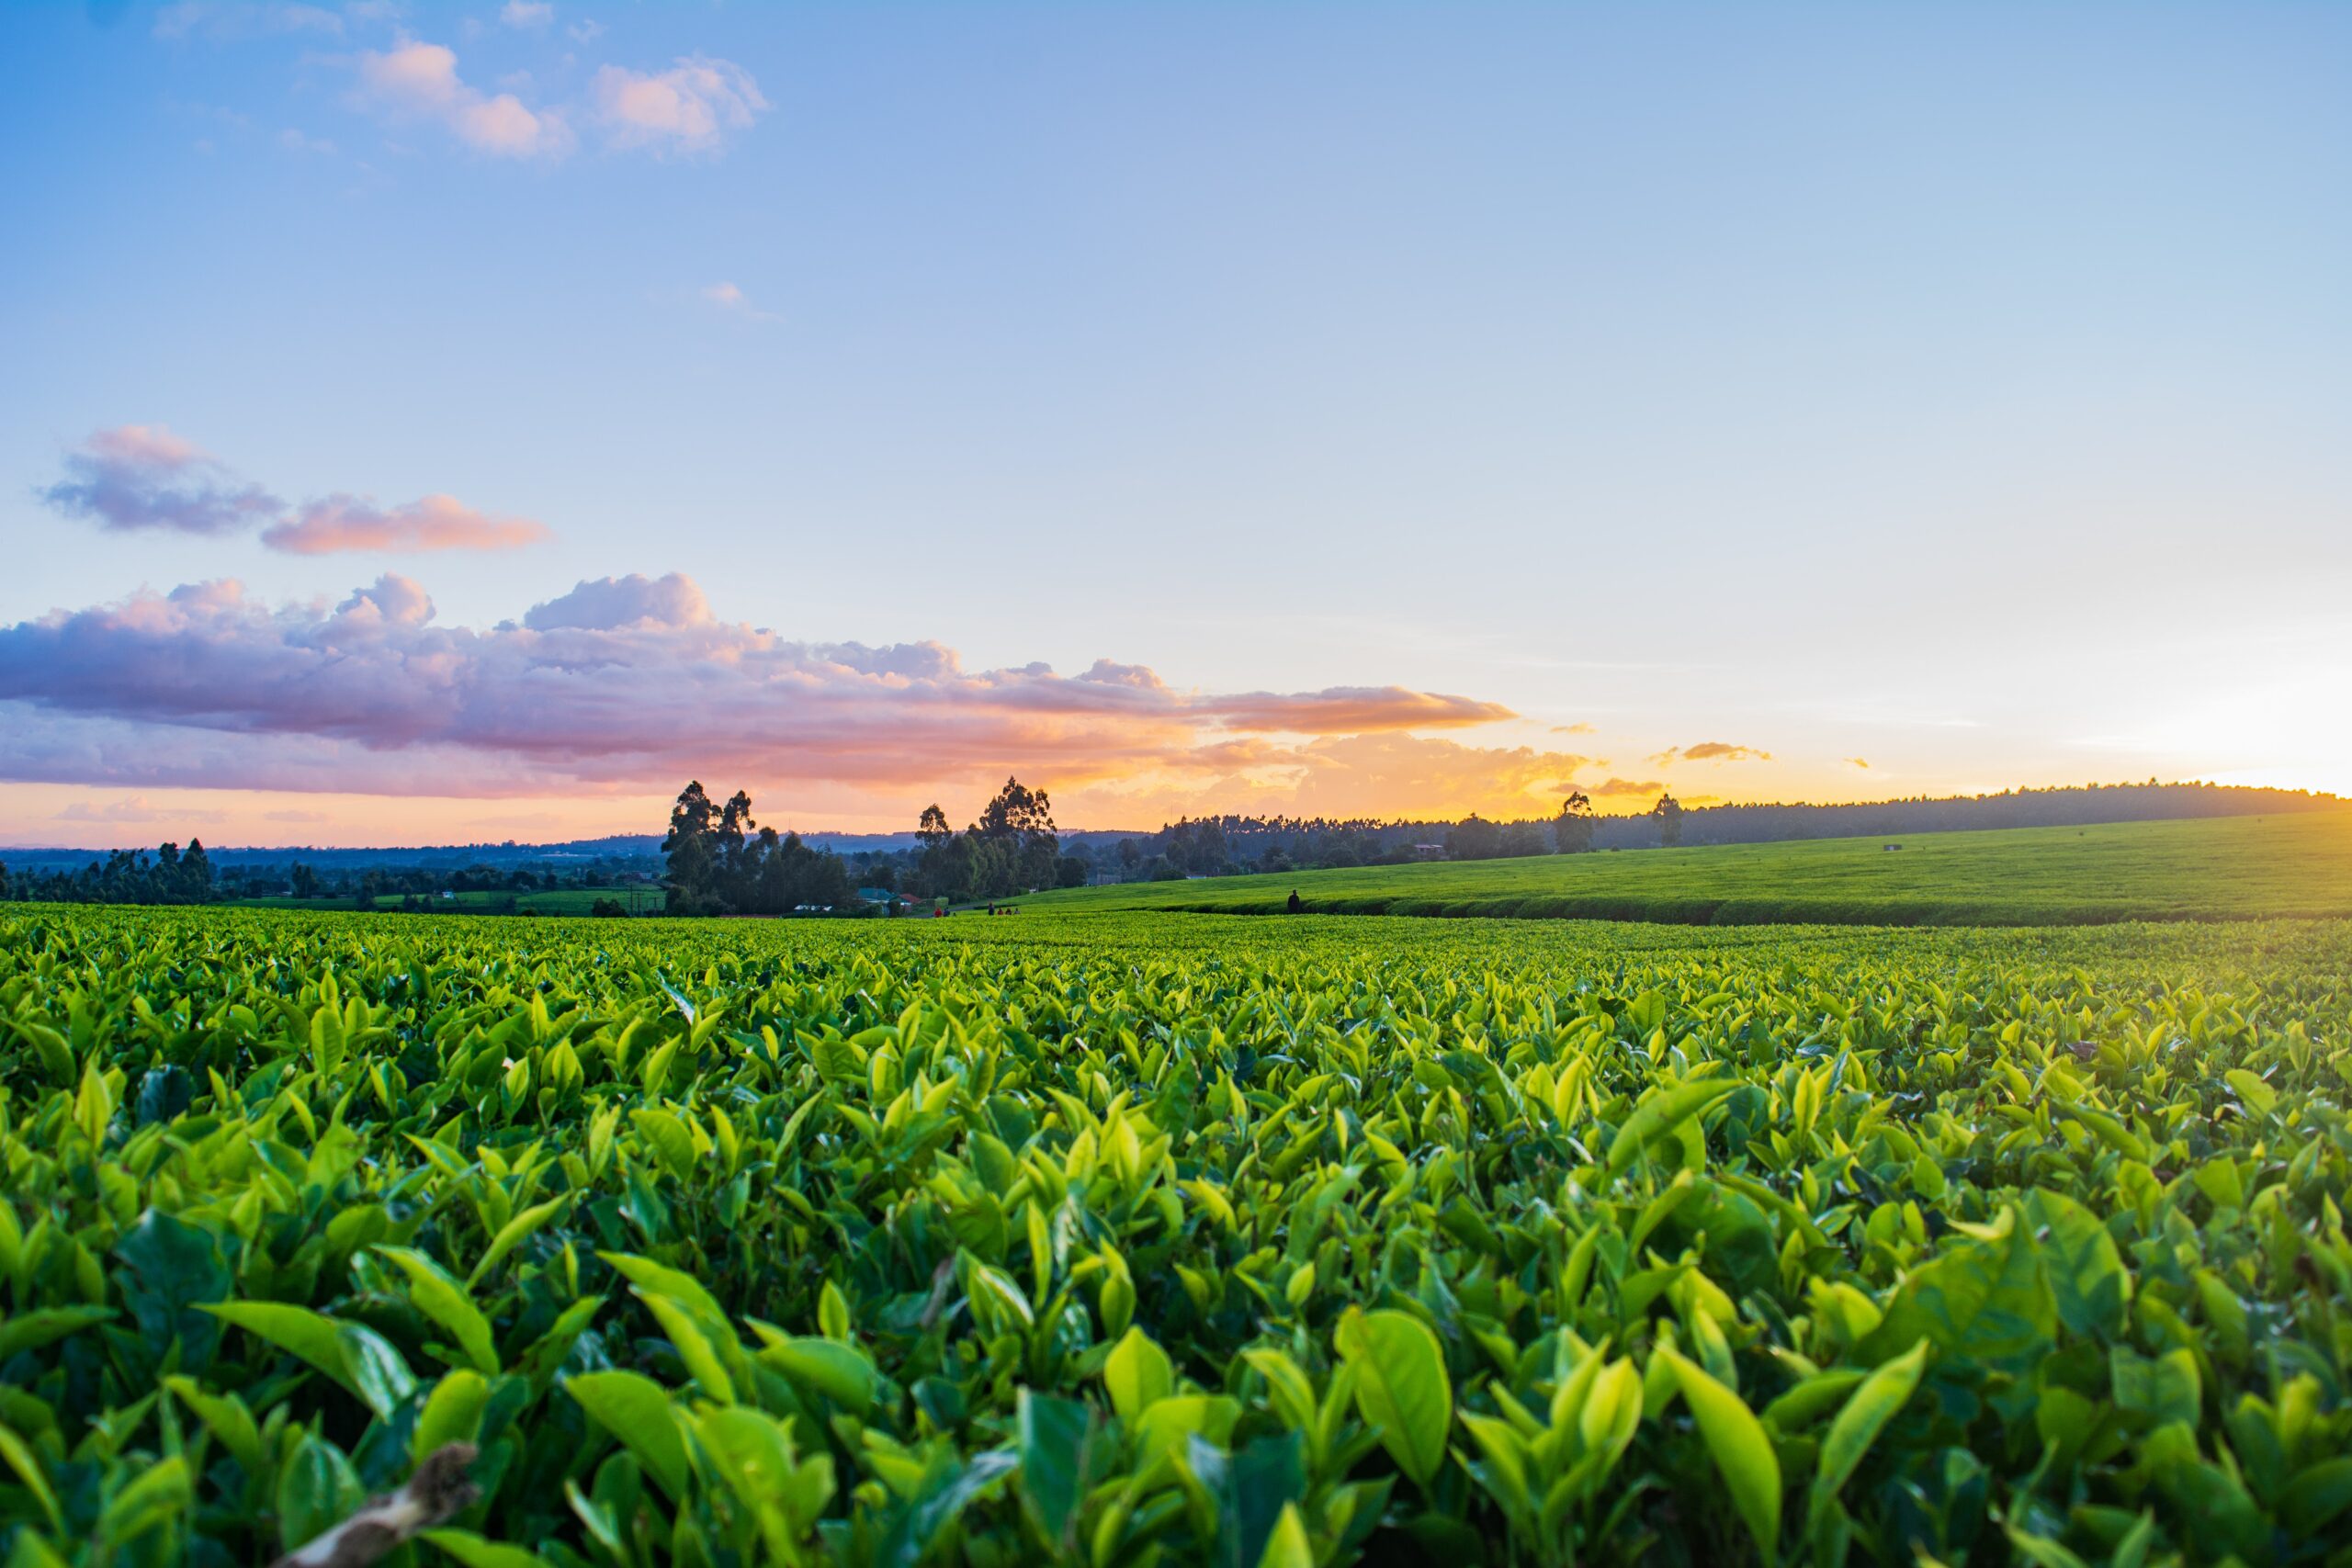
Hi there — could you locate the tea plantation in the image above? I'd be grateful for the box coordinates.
[1015,813,2352,927]
[3,906,2350,1566]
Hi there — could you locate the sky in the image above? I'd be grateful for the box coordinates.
[2,1,2348,848]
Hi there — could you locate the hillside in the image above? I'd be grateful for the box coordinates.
[1012,812,2352,926]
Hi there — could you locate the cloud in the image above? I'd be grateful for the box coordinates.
[1208,688,1513,734]
[38,424,550,555]
[1845,756,1871,769]
[261,493,552,554]
[568,18,604,43]
[592,57,766,153]
[353,39,573,158]
[277,127,337,154]
[264,807,330,823]
[0,573,1528,799]
[53,795,167,823]
[1650,740,1773,766]
[38,425,283,536]
[701,281,780,323]
[1590,776,1666,796]
[1551,722,1596,735]
[500,1,553,28]
[522,572,708,630]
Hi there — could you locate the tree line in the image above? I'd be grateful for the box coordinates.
[1001,780,2326,883]
[0,841,220,905]
[657,775,1086,914]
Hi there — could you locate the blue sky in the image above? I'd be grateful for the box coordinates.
[2,1,2347,843]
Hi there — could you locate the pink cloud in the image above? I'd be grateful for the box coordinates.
[1210,687,1514,734]
[53,795,167,824]
[40,425,282,536]
[262,493,552,555]
[521,571,707,629]
[0,574,1526,798]
[353,40,573,158]
[39,423,558,556]
[592,57,766,153]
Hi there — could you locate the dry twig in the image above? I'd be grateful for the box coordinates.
[268,1442,481,1568]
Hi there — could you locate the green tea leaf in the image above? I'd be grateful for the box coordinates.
[1103,1326,1174,1421]
[379,1246,500,1375]
[566,1371,689,1502]
[1808,1337,1928,1530]
[1334,1306,1452,1487]
[1661,1346,1781,1567]
[1607,1078,1736,1177]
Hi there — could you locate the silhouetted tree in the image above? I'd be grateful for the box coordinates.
[1651,793,1685,848]
[1555,790,1596,853]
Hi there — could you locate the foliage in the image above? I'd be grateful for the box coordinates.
[905,779,1061,904]
[1555,792,1597,855]
[662,783,856,917]
[0,840,217,906]
[1,905,2350,1566]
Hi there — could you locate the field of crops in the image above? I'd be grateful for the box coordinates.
[1018,813,2352,927]
[232,889,656,917]
[4,904,2351,1566]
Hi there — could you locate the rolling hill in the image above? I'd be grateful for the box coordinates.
[1012,811,2352,926]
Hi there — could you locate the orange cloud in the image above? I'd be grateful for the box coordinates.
[1652,740,1773,765]
[262,493,552,554]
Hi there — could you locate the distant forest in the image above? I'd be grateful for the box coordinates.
[1064,780,2341,881]
[2,778,2336,909]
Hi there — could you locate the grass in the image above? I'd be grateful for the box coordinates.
[1012,811,2352,926]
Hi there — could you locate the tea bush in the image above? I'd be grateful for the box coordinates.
[3,907,2350,1566]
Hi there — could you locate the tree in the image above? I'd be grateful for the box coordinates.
[1446,815,1502,861]
[290,863,320,899]
[662,781,724,913]
[976,777,1058,889]
[1650,794,1684,848]
[178,839,214,901]
[1555,790,1596,853]
[916,805,952,850]
[977,776,1054,843]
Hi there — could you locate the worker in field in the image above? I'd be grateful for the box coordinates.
[1287,889,1303,914]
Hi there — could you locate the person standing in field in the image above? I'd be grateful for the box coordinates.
[1287,890,1303,914]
